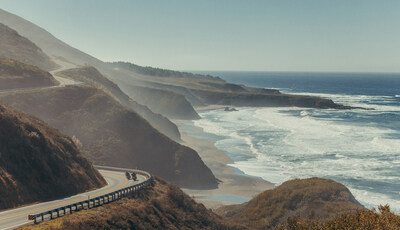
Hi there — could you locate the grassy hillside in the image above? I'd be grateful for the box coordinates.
[57,66,182,141]
[0,9,100,69]
[20,177,400,230]
[216,178,364,229]
[0,58,58,90]
[275,205,400,230]
[0,103,106,210]
[0,23,58,71]
[22,177,244,230]
[0,86,217,189]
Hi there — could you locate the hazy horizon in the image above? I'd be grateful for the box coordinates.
[1,0,399,72]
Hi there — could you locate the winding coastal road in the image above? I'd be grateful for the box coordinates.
[0,62,151,229]
[0,61,82,94]
[0,169,146,230]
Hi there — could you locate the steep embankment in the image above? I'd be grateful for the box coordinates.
[0,86,217,189]
[216,178,364,229]
[119,84,200,120]
[0,58,58,90]
[57,66,182,141]
[0,9,101,68]
[0,23,58,71]
[22,177,244,230]
[0,103,106,210]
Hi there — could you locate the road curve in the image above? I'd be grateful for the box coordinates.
[0,63,82,94]
[0,169,146,230]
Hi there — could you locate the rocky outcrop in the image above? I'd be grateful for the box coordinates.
[0,103,106,210]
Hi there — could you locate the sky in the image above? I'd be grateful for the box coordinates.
[0,0,399,72]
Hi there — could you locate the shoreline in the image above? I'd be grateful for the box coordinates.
[175,118,274,210]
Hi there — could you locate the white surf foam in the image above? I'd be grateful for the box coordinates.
[192,106,400,212]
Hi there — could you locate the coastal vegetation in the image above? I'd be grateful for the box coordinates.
[275,205,400,230]
[0,86,218,189]
[0,103,105,210]
[108,61,222,81]
[216,178,364,229]
[22,177,244,230]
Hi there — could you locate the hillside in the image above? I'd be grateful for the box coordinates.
[106,62,353,111]
[56,66,182,140]
[0,9,354,121]
[275,205,400,230]
[0,23,58,71]
[21,177,400,230]
[0,9,102,69]
[118,84,200,120]
[109,61,223,81]
[216,178,364,229]
[0,103,106,210]
[0,58,58,90]
[0,86,218,189]
[22,177,244,230]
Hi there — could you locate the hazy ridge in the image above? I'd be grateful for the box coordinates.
[0,23,58,71]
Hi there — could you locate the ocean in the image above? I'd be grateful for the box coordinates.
[183,71,400,212]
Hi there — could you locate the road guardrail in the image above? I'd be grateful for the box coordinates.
[28,166,152,224]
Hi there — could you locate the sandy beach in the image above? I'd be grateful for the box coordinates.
[175,117,274,210]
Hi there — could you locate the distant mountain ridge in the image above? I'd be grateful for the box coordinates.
[0,103,106,210]
[0,22,58,71]
[109,61,224,81]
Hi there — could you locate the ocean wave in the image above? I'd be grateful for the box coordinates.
[191,106,400,211]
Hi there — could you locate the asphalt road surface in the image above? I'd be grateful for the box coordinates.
[0,170,145,230]
[0,64,82,94]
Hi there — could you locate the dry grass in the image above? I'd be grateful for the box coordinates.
[58,66,182,141]
[275,205,400,230]
[21,177,245,230]
[0,103,105,210]
[0,85,217,189]
[0,23,58,71]
[217,178,364,229]
[0,58,58,90]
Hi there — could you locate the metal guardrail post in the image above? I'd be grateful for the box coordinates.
[28,167,152,225]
